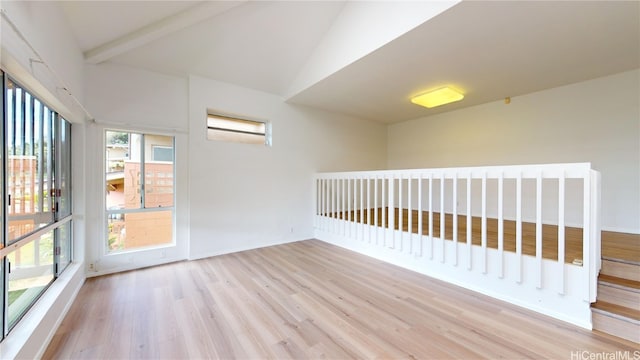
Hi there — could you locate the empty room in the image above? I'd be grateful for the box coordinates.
[0,1,638,359]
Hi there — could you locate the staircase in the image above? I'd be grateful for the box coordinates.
[591,232,640,343]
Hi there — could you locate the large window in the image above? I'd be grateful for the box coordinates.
[1,74,72,338]
[106,131,174,252]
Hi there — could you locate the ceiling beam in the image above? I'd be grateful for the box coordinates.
[84,1,245,64]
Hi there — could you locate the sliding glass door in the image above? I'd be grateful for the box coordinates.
[1,73,72,338]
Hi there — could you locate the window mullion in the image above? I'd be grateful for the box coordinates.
[29,96,35,157]
[47,111,53,214]
[140,134,145,209]
[52,113,58,219]
[2,71,7,339]
[38,102,44,212]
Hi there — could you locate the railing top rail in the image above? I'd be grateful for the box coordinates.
[315,162,594,179]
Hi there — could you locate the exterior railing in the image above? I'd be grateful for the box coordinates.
[314,163,601,329]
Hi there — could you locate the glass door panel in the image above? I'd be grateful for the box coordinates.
[6,231,54,329]
[5,79,54,243]
[1,75,73,338]
[55,221,72,275]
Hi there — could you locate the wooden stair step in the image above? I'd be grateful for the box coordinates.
[601,259,640,282]
[599,274,640,290]
[597,275,640,310]
[592,301,640,343]
[592,301,640,322]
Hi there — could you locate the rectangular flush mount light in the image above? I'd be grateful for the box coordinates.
[411,87,464,108]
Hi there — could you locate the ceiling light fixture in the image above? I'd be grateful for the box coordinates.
[411,87,464,108]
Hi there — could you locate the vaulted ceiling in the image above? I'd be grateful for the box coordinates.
[59,1,640,124]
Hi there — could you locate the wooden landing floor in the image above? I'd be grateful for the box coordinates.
[44,240,637,359]
[325,209,639,264]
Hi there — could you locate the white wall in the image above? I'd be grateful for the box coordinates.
[189,75,387,259]
[388,70,640,234]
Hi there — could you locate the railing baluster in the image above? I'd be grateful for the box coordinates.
[360,177,364,241]
[536,171,543,289]
[408,175,413,255]
[331,178,338,233]
[367,176,371,243]
[453,173,458,266]
[498,172,504,278]
[354,178,358,239]
[467,173,472,271]
[399,174,403,252]
[347,178,351,237]
[341,178,345,235]
[429,173,434,260]
[320,179,325,230]
[326,179,330,231]
[374,176,379,245]
[389,176,395,249]
[558,171,566,295]
[440,173,445,263]
[324,179,331,231]
[336,178,340,223]
[382,176,387,247]
[516,172,523,283]
[418,174,423,257]
[319,179,323,224]
[327,179,331,224]
[343,178,348,235]
[482,172,487,274]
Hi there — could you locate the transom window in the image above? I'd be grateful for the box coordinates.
[207,113,271,146]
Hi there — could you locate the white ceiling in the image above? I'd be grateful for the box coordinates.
[59,0,640,124]
[60,1,201,51]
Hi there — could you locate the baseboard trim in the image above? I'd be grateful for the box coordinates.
[601,226,640,235]
[188,238,305,261]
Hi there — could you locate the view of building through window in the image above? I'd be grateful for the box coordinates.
[106,131,174,252]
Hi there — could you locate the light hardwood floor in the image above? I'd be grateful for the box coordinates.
[333,209,640,264]
[44,240,638,359]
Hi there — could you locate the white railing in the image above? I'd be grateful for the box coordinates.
[313,163,601,329]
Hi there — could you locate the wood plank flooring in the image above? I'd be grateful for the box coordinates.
[44,240,637,359]
[328,209,640,264]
